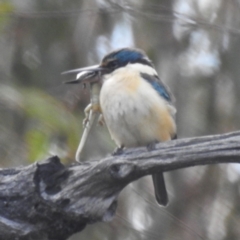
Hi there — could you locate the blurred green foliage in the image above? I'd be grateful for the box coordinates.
[0,1,14,32]
[22,89,81,162]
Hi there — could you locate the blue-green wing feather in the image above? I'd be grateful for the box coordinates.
[140,73,173,102]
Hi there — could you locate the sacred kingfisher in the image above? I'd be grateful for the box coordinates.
[64,48,177,206]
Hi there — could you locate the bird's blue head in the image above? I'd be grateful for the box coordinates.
[62,48,153,84]
[100,48,153,72]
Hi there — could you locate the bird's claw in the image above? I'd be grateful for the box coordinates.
[147,141,158,151]
[112,145,124,156]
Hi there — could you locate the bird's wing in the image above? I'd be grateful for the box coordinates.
[141,74,176,206]
[140,73,174,103]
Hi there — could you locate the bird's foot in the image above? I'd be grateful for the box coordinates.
[112,145,124,156]
[147,141,158,151]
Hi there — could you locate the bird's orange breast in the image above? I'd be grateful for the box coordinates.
[100,67,176,147]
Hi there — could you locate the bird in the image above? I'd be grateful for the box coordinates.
[64,48,177,206]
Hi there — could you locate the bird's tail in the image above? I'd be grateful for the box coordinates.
[152,173,168,206]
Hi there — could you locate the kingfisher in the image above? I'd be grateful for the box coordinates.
[64,48,177,206]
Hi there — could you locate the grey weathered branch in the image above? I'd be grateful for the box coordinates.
[1,131,240,240]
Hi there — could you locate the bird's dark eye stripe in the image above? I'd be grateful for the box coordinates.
[101,49,153,71]
[108,61,118,67]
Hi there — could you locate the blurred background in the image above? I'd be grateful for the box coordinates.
[1,0,240,239]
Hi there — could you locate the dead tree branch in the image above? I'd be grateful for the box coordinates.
[0,131,240,240]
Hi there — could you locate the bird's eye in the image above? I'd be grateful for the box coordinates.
[108,60,118,69]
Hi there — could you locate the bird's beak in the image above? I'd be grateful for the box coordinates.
[62,65,107,84]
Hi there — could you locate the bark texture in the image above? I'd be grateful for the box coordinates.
[0,131,240,240]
